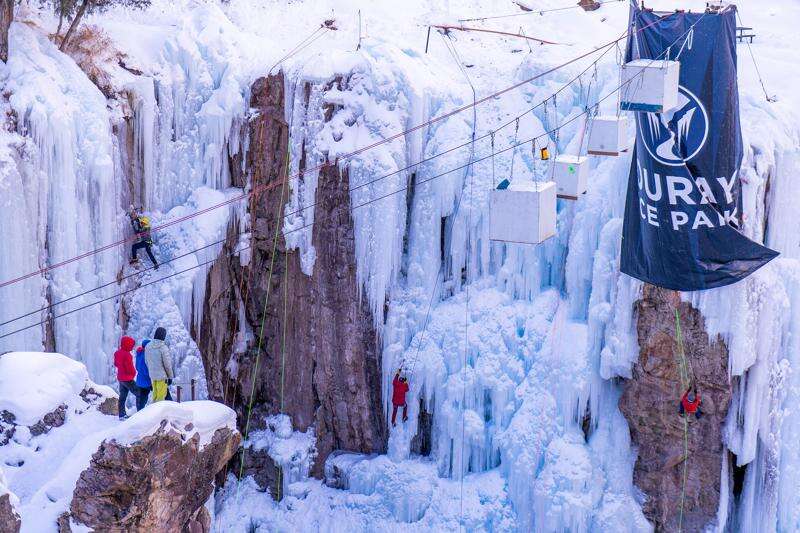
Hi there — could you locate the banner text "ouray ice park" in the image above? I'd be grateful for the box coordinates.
[636,162,739,232]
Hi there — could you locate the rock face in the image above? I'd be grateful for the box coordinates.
[199,73,387,482]
[0,493,20,533]
[619,285,732,532]
[67,423,240,531]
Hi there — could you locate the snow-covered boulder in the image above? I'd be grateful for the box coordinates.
[0,352,117,445]
[0,352,239,531]
[64,401,240,532]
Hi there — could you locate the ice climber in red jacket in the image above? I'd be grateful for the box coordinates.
[114,336,139,420]
[679,385,702,420]
[391,370,410,427]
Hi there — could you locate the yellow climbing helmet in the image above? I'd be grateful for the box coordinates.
[139,216,151,229]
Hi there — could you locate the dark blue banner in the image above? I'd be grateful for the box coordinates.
[620,6,777,291]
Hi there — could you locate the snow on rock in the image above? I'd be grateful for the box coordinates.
[0,351,236,531]
[0,352,115,427]
[19,400,237,532]
[323,450,379,490]
[66,400,239,532]
[246,414,317,498]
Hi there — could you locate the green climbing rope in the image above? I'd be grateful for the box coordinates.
[276,207,291,501]
[674,308,691,533]
[236,141,291,497]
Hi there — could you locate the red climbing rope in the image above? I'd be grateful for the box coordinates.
[0,15,669,292]
[431,24,564,45]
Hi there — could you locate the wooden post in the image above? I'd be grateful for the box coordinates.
[191,379,196,401]
[177,385,182,403]
[425,26,432,54]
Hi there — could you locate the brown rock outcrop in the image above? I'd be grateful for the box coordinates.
[198,72,387,483]
[0,493,20,533]
[67,423,240,532]
[620,285,732,532]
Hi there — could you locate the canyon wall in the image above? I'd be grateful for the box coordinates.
[199,73,387,485]
[620,285,732,531]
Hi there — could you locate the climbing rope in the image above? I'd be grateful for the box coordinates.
[2,15,709,351]
[736,10,775,102]
[276,149,292,502]
[268,24,330,75]
[439,32,477,528]
[235,139,291,498]
[674,308,695,533]
[508,118,521,181]
[0,14,672,292]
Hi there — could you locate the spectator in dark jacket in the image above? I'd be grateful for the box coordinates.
[113,336,139,420]
[135,339,152,410]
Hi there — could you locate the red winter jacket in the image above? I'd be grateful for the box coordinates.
[114,336,137,382]
[392,374,409,406]
[681,390,701,414]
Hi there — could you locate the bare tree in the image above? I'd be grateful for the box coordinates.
[52,0,150,52]
[0,0,13,63]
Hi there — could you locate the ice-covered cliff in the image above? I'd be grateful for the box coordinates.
[0,0,799,531]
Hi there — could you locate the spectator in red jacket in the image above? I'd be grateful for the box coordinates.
[679,385,702,420]
[114,336,139,420]
[391,370,410,427]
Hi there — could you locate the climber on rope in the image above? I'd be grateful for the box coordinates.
[391,369,410,427]
[679,384,702,420]
[128,206,159,269]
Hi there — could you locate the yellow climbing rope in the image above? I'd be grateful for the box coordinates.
[674,308,692,533]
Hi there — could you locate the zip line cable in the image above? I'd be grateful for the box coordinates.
[0,15,700,342]
[0,14,671,292]
[0,239,223,328]
[431,24,564,46]
[0,31,627,330]
[458,0,626,23]
[441,32,476,528]
[267,25,330,75]
[0,133,540,341]
[400,11,706,379]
